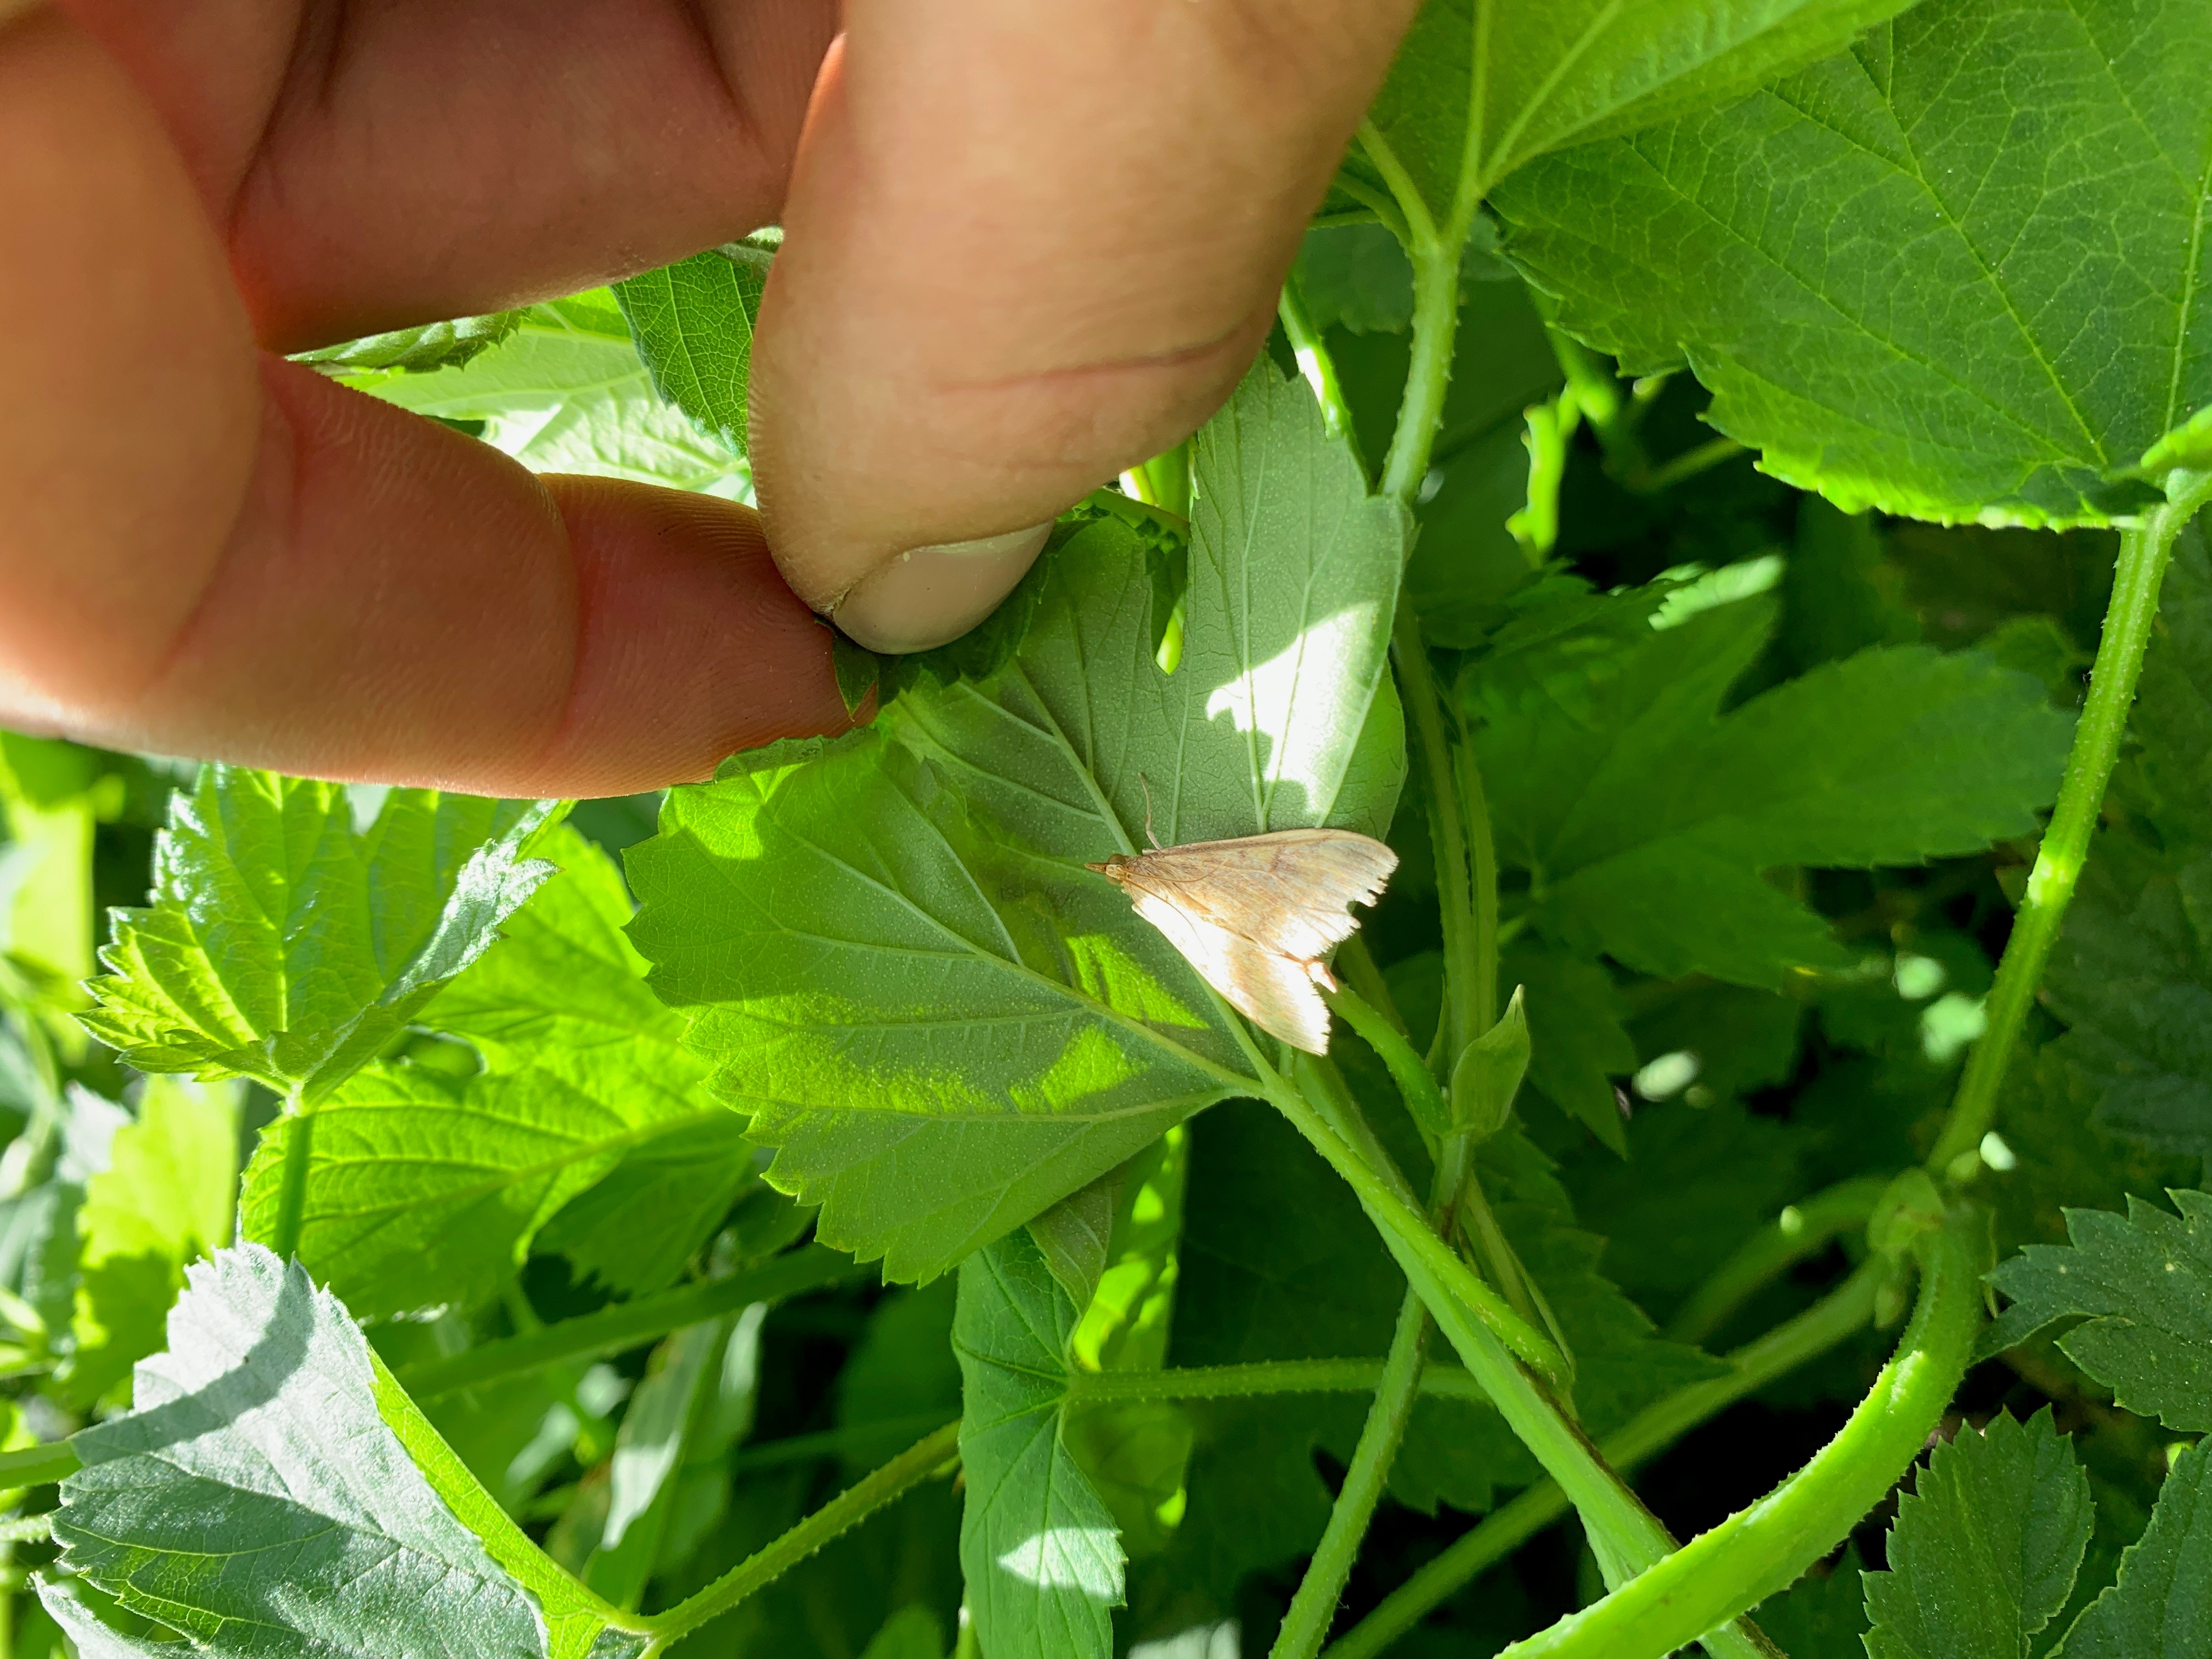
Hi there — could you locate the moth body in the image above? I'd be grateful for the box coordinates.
[1088,827,1397,1054]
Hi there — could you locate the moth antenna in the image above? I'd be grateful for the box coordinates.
[1139,774,1161,850]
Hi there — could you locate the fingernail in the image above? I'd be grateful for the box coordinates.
[831,523,1053,653]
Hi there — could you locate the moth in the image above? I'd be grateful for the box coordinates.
[1088,825,1398,1054]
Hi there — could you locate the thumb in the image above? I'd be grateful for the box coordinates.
[749,0,1417,653]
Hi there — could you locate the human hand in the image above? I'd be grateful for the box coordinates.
[0,0,1416,797]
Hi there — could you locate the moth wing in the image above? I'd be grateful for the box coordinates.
[1125,887,1334,1054]
[1135,830,1398,962]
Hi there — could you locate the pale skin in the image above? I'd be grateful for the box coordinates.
[0,0,1420,798]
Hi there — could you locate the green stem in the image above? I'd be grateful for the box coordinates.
[1326,985,1447,1136]
[1263,1071,1672,1585]
[1322,1260,1884,1659]
[640,1421,960,1653]
[269,1086,313,1260]
[1929,468,2212,1173]
[1334,936,1407,1035]
[1271,1291,1430,1659]
[1376,230,1460,506]
[1273,1064,1556,1378]
[1665,1174,1891,1347]
[1395,605,1478,1077]
[726,1414,960,1476]
[1279,276,1364,471]
[1459,734,1500,1035]
[1497,1214,1980,1659]
[396,1246,865,1401]
[1070,1355,1487,1405]
[0,1441,78,1489]
[1630,436,1746,495]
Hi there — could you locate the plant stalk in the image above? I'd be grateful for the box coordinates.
[1495,1211,1981,1659]
[1271,1290,1430,1659]
[1321,1259,1885,1659]
[1279,276,1364,471]
[1665,1174,1891,1347]
[639,1421,960,1653]
[397,1245,865,1401]
[1263,1071,1667,1588]
[1929,468,2212,1173]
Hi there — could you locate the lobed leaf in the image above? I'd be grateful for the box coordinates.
[1495,0,2212,525]
[82,769,559,1102]
[236,832,751,1316]
[1472,588,2071,986]
[629,360,1409,1279]
[1984,1190,2212,1432]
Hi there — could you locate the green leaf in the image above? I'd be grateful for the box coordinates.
[1028,1170,1122,1313]
[1471,589,2072,986]
[1985,1190,2212,1432]
[1451,984,1531,1140]
[1347,0,1916,228]
[860,1605,950,1659]
[0,732,99,992]
[1494,0,2212,524]
[2048,1440,2212,1659]
[1864,1409,2092,1659]
[292,311,527,375]
[581,1318,733,1609]
[955,1229,1123,1659]
[614,250,768,459]
[237,832,748,1316]
[1296,224,1415,334]
[629,360,1409,1278]
[341,291,751,497]
[44,1243,642,1659]
[82,768,560,1102]
[61,1077,240,1408]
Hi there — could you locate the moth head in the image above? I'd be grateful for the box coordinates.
[1085,856,1132,882]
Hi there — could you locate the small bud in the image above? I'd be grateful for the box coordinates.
[1449,986,1531,1143]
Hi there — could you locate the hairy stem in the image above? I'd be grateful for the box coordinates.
[1499,1214,1980,1659]
[1666,1174,1891,1347]
[1271,1291,1430,1659]
[1930,468,2212,1173]
[396,1246,865,1401]
[640,1421,960,1653]
[1322,1260,1884,1659]
[1326,985,1447,1136]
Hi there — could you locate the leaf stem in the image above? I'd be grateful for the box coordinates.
[1496,1212,1981,1659]
[395,1246,867,1401]
[1270,1290,1430,1659]
[1325,985,1447,1135]
[1664,1174,1891,1347]
[1262,1069,1677,1583]
[1929,468,2212,1173]
[269,1086,313,1261]
[1279,275,1365,473]
[639,1421,960,1654]
[1321,1259,1884,1659]
[0,1441,77,1489]
[1069,1355,1486,1406]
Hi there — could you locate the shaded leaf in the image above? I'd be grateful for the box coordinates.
[294,312,526,375]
